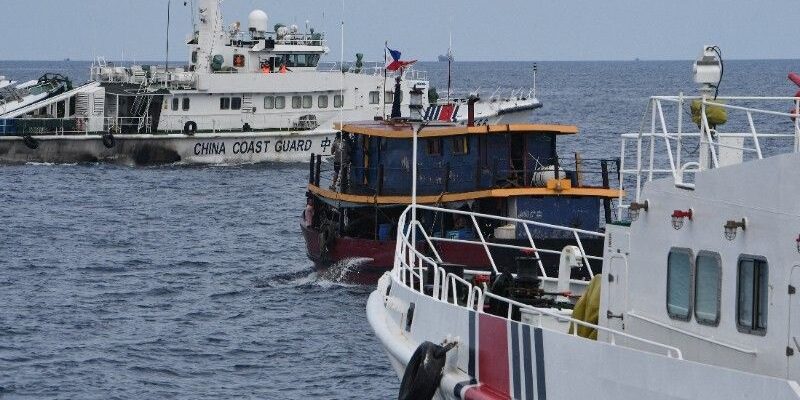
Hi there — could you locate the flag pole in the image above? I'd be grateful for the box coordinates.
[383,41,388,119]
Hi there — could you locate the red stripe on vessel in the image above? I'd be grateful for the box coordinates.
[476,313,510,397]
[439,104,456,121]
[464,385,509,400]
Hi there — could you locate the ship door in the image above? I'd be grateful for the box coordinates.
[787,266,800,379]
[510,135,526,185]
[604,255,628,331]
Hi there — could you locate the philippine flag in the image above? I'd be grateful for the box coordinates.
[386,46,417,72]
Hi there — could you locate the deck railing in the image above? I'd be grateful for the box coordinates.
[0,116,152,136]
[390,204,684,360]
[619,95,800,218]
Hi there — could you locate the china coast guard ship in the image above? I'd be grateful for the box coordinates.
[0,0,540,165]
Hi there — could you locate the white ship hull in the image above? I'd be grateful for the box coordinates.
[0,129,335,165]
[369,270,800,400]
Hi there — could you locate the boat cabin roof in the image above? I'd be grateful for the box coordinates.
[334,120,578,139]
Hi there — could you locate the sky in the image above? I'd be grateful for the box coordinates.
[1,0,799,62]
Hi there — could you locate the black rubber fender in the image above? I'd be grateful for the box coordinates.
[242,123,252,132]
[183,121,198,135]
[398,341,453,400]
[22,135,39,150]
[101,132,116,149]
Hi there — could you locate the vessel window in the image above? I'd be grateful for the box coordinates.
[452,136,469,155]
[302,95,313,109]
[182,98,190,111]
[318,95,328,109]
[737,256,768,335]
[172,98,179,111]
[292,96,302,109]
[667,248,693,321]
[220,97,231,110]
[385,91,403,104]
[426,138,442,156]
[264,96,275,110]
[275,96,286,109]
[231,97,242,110]
[369,91,380,104]
[694,251,721,326]
[334,95,344,108]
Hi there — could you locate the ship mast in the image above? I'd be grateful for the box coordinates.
[196,0,222,74]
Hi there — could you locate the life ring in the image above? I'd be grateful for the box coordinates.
[101,132,116,149]
[183,121,198,135]
[22,135,39,150]
[398,341,453,400]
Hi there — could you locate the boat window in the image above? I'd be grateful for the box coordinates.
[452,136,469,155]
[369,91,380,104]
[275,96,286,109]
[281,53,321,68]
[694,251,721,326]
[292,95,302,109]
[426,138,442,156]
[667,248,693,321]
[737,256,768,335]
[385,91,394,104]
[264,96,275,110]
[172,98,179,111]
[318,95,328,109]
[220,97,231,110]
[302,95,313,109]
[231,97,242,110]
[334,94,344,108]
[182,98,190,111]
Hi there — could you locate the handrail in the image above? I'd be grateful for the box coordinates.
[618,95,800,218]
[626,311,756,355]
[479,291,683,359]
[391,204,683,360]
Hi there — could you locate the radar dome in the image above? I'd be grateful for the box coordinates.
[248,10,269,32]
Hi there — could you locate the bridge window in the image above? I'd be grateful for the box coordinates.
[220,97,230,110]
[182,98,190,111]
[264,96,275,110]
[694,251,721,326]
[426,138,442,156]
[280,53,321,68]
[302,95,313,109]
[172,98,179,111]
[334,94,344,108]
[369,91,380,104]
[292,95,302,109]
[275,96,286,109]
[737,256,768,335]
[318,95,328,109]
[667,248,693,321]
[452,136,469,155]
[231,97,242,110]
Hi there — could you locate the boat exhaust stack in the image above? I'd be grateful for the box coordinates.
[467,95,479,127]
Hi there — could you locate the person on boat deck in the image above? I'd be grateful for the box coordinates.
[279,63,288,74]
[330,133,352,191]
[302,196,314,228]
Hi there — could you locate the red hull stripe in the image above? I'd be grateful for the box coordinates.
[477,313,510,397]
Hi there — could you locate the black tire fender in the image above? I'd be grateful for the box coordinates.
[183,121,198,136]
[22,135,39,150]
[101,132,116,149]
[398,341,454,400]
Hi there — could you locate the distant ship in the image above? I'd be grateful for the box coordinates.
[438,54,453,62]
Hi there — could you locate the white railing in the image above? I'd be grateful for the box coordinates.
[619,95,800,216]
[390,204,683,360]
[7,116,152,135]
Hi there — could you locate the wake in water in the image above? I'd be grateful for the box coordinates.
[254,257,374,289]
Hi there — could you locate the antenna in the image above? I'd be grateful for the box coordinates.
[166,0,172,73]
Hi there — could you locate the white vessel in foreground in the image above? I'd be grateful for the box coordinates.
[367,47,800,399]
[0,0,540,165]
